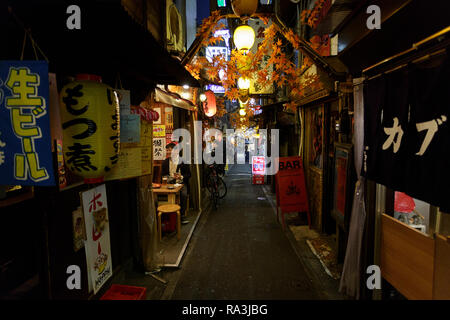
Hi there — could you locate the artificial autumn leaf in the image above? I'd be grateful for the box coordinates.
[189,14,322,126]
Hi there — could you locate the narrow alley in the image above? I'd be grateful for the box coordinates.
[162,164,343,300]
[2,0,450,307]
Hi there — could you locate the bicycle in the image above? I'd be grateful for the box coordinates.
[205,163,227,209]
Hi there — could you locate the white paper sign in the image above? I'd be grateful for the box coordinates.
[153,137,166,161]
[81,184,113,294]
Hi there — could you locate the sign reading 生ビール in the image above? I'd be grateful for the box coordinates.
[81,184,113,294]
[0,61,55,186]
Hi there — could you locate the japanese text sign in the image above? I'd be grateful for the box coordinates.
[153,137,166,161]
[252,156,265,175]
[59,77,120,183]
[153,124,165,137]
[276,156,309,213]
[0,61,55,186]
[81,184,113,294]
[363,59,450,211]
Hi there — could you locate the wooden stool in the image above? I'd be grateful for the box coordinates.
[157,204,181,241]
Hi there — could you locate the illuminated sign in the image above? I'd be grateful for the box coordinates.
[252,156,266,175]
[206,46,229,63]
[206,84,225,94]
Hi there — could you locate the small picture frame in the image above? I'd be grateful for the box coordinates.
[72,206,86,252]
[331,142,353,231]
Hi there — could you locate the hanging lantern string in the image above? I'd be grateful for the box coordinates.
[20,31,27,61]
[115,72,124,89]
[9,6,49,62]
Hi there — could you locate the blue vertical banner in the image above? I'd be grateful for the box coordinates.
[0,61,56,186]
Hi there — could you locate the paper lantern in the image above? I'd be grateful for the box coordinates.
[204,90,217,117]
[60,74,120,183]
[238,76,250,90]
[233,25,255,52]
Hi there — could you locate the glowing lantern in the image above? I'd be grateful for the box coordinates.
[239,108,246,116]
[238,76,250,90]
[199,93,207,102]
[203,90,217,117]
[60,74,120,183]
[233,25,255,52]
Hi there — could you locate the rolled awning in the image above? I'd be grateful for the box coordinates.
[155,87,195,111]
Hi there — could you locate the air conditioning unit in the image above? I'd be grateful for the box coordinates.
[166,0,185,53]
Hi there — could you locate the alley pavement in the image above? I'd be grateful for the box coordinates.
[165,164,340,300]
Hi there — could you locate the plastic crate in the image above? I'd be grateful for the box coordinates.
[252,174,264,185]
[161,212,177,233]
[100,284,147,300]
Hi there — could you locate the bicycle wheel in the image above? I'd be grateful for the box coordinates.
[205,175,216,194]
[217,177,227,199]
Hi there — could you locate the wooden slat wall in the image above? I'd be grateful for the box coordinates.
[381,214,435,300]
[433,235,450,299]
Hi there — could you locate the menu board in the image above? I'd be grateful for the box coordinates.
[105,147,142,180]
[120,114,141,143]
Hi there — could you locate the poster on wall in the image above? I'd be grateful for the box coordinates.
[153,137,166,161]
[307,106,324,170]
[153,124,165,137]
[120,114,141,143]
[0,61,56,186]
[81,184,113,294]
[138,120,152,147]
[332,143,353,228]
[165,106,173,129]
[105,147,142,180]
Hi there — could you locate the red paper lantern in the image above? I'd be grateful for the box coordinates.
[204,90,217,117]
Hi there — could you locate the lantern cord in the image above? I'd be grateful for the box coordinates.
[31,36,39,61]
[8,6,49,62]
[115,73,124,89]
[20,31,27,61]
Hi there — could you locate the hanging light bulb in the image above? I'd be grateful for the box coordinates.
[239,108,246,116]
[237,76,251,90]
[219,69,226,81]
[233,24,255,52]
[200,93,207,102]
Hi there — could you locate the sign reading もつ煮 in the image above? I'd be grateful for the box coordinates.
[81,184,113,294]
[59,75,120,183]
[0,61,55,186]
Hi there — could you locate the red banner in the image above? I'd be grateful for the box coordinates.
[276,156,309,213]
